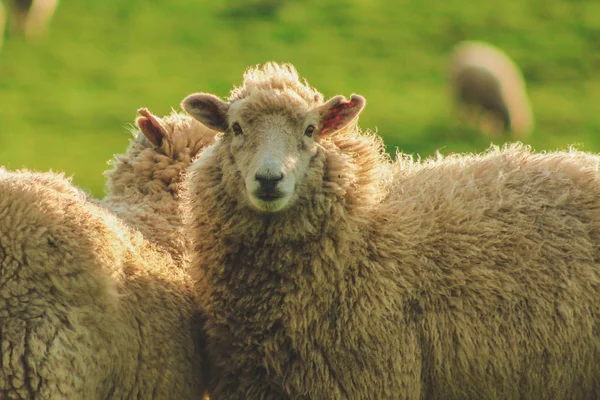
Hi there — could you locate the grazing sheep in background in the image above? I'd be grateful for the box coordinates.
[97,107,217,264]
[2,0,59,38]
[448,40,534,139]
[182,62,600,399]
[0,2,5,49]
[0,108,216,399]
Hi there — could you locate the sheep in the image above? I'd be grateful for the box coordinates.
[96,107,217,264]
[0,2,5,48]
[181,61,600,399]
[448,40,534,139]
[0,108,216,399]
[1,0,59,39]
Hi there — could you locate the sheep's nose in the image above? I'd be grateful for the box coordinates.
[255,172,284,192]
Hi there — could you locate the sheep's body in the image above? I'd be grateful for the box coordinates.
[0,169,203,399]
[0,110,216,399]
[449,40,534,138]
[182,62,600,399]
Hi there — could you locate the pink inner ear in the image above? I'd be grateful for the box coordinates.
[137,108,165,132]
[322,99,360,133]
[136,114,165,147]
[136,117,151,131]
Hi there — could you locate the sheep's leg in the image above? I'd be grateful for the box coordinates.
[6,0,28,35]
[478,112,505,139]
[22,0,58,38]
[455,103,479,131]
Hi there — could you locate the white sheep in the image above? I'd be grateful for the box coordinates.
[97,107,216,264]
[1,0,59,40]
[181,61,600,399]
[0,108,216,399]
[0,2,5,48]
[448,40,534,139]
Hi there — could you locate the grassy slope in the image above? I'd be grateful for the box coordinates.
[0,0,599,196]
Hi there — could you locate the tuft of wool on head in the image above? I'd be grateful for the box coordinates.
[229,62,324,109]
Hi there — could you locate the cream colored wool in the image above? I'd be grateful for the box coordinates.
[2,0,59,39]
[0,109,216,399]
[0,169,203,399]
[98,108,217,264]
[0,2,5,49]
[449,40,534,138]
[182,62,600,399]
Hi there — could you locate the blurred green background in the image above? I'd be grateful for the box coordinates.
[1,0,599,196]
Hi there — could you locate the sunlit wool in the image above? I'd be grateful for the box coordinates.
[182,62,600,399]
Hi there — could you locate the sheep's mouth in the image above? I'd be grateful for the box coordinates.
[249,189,291,212]
[255,192,285,202]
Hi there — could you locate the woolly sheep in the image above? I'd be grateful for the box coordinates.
[0,108,216,399]
[97,107,217,264]
[449,40,534,139]
[181,62,600,399]
[0,2,5,48]
[1,0,59,39]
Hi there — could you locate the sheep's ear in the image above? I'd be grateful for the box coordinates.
[316,94,366,137]
[136,108,168,147]
[181,93,229,132]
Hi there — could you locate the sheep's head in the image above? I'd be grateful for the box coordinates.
[182,64,365,213]
[104,108,216,199]
[135,108,214,157]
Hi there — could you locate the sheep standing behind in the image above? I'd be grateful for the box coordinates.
[0,2,5,48]
[97,107,217,264]
[0,108,216,399]
[182,62,600,399]
[448,40,534,139]
[2,0,59,39]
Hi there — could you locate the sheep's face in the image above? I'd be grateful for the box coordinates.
[182,92,365,213]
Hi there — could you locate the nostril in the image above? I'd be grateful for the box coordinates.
[272,173,284,182]
[254,172,285,200]
[255,173,284,183]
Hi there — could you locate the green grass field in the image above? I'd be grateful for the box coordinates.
[1,0,599,196]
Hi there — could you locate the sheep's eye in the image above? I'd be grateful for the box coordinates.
[304,125,315,137]
[232,122,243,136]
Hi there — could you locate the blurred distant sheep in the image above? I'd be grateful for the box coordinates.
[0,3,4,49]
[0,0,58,46]
[449,40,534,139]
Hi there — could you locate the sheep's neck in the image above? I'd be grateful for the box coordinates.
[191,131,388,276]
[199,185,368,280]
[100,156,186,263]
